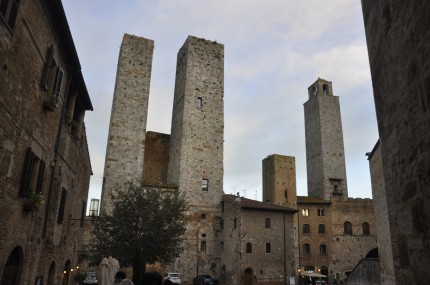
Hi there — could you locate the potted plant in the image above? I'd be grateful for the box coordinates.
[23,192,43,212]
[43,95,59,111]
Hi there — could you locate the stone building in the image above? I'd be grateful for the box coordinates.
[362,1,430,283]
[0,2,93,285]
[263,79,377,283]
[220,194,297,285]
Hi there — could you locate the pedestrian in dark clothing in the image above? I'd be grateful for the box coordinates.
[114,271,127,285]
[141,271,162,285]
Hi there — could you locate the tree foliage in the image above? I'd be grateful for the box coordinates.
[90,182,188,284]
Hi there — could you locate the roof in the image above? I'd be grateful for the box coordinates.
[297,196,332,205]
[223,194,297,213]
[42,0,93,111]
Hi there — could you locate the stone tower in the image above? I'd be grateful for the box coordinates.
[167,36,224,279]
[262,154,297,209]
[304,78,348,200]
[100,34,154,214]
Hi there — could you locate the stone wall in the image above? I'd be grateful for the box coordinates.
[361,1,430,283]
[0,1,93,285]
[143,131,170,185]
[367,141,395,285]
[101,34,154,214]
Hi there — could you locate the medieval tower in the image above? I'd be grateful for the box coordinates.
[304,78,348,200]
[167,36,224,279]
[100,34,154,214]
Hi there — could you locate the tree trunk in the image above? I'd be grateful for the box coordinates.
[132,254,146,285]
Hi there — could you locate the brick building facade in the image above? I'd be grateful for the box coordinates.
[0,2,93,285]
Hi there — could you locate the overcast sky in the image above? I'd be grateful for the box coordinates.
[62,0,379,203]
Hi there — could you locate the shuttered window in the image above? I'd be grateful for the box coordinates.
[0,0,20,31]
[57,188,67,224]
[20,148,45,196]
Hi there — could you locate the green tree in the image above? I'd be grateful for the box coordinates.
[90,182,188,285]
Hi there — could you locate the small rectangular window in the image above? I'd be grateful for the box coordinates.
[318,208,325,216]
[265,218,271,229]
[301,208,309,217]
[200,241,206,251]
[196,97,202,109]
[20,148,45,197]
[265,243,271,253]
[80,201,86,227]
[233,218,237,229]
[202,179,208,191]
[0,0,20,31]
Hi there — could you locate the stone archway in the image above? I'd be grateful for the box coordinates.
[47,262,56,285]
[365,248,379,259]
[244,267,253,285]
[62,260,71,285]
[1,246,23,285]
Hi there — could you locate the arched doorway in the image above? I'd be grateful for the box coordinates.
[320,266,328,278]
[365,248,379,258]
[62,261,71,285]
[244,268,253,285]
[1,246,23,285]
[47,262,56,285]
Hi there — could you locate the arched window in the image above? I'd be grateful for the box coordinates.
[1,246,23,285]
[320,244,327,255]
[323,84,329,94]
[362,222,370,236]
[344,221,352,235]
[303,243,311,255]
[303,223,310,234]
[246,243,252,253]
[318,224,325,234]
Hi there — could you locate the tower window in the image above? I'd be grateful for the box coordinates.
[202,179,208,191]
[200,241,206,251]
[265,218,271,229]
[323,84,329,94]
[201,213,206,220]
[246,243,252,253]
[362,222,370,236]
[233,218,237,229]
[318,208,325,216]
[344,221,352,235]
[196,97,202,109]
[265,243,271,253]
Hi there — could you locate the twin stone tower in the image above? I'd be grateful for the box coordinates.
[100,34,348,281]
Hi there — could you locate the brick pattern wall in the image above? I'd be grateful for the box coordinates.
[101,34,154,214]
[0,1,92,285]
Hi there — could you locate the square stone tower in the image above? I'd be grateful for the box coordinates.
[167,36,224,280]
[262,154,297,209]
[304,78,348,200]
[100,34,154,214]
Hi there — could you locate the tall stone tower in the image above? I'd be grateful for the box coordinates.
[100,34,154,214]
[262,154,297,209]
[167,36,224,279]
[304,78,348,200]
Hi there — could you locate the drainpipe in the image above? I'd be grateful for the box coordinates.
[42,68,80,238]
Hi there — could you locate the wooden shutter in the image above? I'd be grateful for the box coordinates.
[53,67,63,97]
[35,160,45,194]
[20,148,34,196]
[57,188,67,224]
[41,45,54,91]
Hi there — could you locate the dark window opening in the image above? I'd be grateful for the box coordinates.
[318,224,325,234]
[0,0,20,31]
[265,218,271,229]
[246,243,252,253]
[303,223,310,234]
[265,243,271,253]
[303,243,311,255]
[80,201,86,227]
[323,84,329,94]
[362,222,370,236]
[318,208,325,216]
[201,213,206,220]
[320,244,327,255]
[344,221,352,235]
[20,148,45,197]
[220,219,224,230]
[233,218,237,229]
[200,241,206,251]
